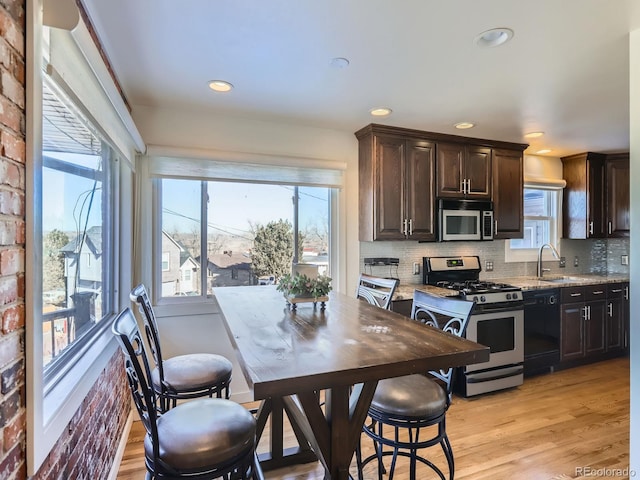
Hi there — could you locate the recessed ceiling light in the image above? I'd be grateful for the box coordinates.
[330,57,350,69]
[525,131,545,139]
[370,107,392,117]
[536,149,552,154]
[475,28,514,48]
[208,80,233,92]
[454,122,475,129]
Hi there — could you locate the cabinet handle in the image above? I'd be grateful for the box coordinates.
[494,220,498,236]
[588,305,592,320]
[608,221,612,235]
[460,180,465,194]
[408,218,413,236]
[403,218,408,236]
[582,305,588,320]
[589,221,594,235]
[466,179,471,194]
[570,293,582,297]
[608,302,613,317]
[611,289,622,293]
[591,290,604,295]
[625,286,629,300]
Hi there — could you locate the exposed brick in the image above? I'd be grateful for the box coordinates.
[0,5,22,56]
[0,333,19,373]
[0,389,19,427]
[0,1,23,28]
[0,247,21,275]
[0,69,22,108]
[1,304,23,334]
[3,408,24,451]
[0,129,24,163]
[0,358,23,393]
[15,219,23,244]
[0,189,23,216]
[0,442,22,479]
[0,94,21,134]
[0,157,21,185]
[0,275,16,305]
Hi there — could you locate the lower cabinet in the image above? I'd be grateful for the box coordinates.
[560,283,628,364]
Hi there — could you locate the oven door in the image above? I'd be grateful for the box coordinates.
[440,209,481,241]
[465,307,524,373]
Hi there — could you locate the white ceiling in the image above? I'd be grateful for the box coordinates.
[81,0,640,157]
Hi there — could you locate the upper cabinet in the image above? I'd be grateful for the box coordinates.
[436,143,492,199]
[606,153,630,238]
[562,152,629,239]
[356,124,527,241]
[492,148,524,239]
[357,129,436,241]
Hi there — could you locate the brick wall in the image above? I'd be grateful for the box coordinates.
[0,1,132,479]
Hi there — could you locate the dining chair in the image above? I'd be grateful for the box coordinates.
[356,273,399,310]
[112,307,263,480]
[130,284,232,411]
[357,289,475,480]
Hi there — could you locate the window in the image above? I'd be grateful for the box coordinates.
[40,79,116,378]
[159,179,331,298]
[162,252,170,271]
[506,187,561,262]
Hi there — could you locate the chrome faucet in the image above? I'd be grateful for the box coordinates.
[537,243,561,278]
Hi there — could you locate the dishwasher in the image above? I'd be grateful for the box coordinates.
[523,288,561,376]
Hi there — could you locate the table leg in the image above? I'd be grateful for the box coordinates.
[254,397,317,471]
[287,381,378,480]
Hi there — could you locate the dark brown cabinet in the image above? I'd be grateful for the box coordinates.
[492,148,524,239]
[560,285,606,362]
[436,143,492,199]
[606,282,629,352]
[562,152,629,239]
[356,124,527,241]
[357,130,436,241]
[606,154,630,238]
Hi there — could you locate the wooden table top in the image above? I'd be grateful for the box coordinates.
[215,286,489,400]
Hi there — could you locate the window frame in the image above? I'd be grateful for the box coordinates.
[153,178,335,303]
[505,186,563,263]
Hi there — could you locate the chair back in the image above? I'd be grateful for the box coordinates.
[130,284,166,380]
[112,308,162,458]
[411,290,475,394]
[356,274,399,310]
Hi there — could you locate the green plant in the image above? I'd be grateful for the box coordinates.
[276,273,332,299]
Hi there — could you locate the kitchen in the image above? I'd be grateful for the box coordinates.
[8,1,640,480]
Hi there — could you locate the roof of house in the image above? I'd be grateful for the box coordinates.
[60,226,102,255]
[205,251,252,270]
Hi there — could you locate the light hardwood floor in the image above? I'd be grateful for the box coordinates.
[117,357,630,480]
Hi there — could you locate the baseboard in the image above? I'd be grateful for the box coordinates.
[107,410,134,480]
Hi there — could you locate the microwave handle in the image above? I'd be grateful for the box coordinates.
[494,220,498,236]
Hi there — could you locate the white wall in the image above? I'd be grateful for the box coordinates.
[629,29,639,474]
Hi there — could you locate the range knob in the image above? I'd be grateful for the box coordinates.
[472,296,479,303]
[480,295,486,303]
[511,292,519,300]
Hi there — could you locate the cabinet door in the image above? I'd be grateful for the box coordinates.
[406,140,436,241]
[374,135,406,240]
[436,143,465,197]
[584,300,606,356]
[587,157,607,238]
[465,146,492,199]
[606,156,630,238]
[492,149,523,239]
[607,297,624,352]
[560,303,585,361]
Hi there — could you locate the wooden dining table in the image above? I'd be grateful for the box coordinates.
[214,285,489,480]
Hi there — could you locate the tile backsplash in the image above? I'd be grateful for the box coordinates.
[360,238,630,285]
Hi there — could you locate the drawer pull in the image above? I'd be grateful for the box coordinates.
[591,290,604,295]
[611,289,622,293]
[570,293,582,297]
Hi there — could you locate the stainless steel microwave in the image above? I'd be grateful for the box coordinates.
[438,199,493,241]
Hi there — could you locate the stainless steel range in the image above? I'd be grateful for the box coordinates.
[423,256,524,396]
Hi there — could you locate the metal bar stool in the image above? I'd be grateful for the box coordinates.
[357,290,475,480]
[356,273,399,310]
[130,284,232,411]
[113,308,263,480]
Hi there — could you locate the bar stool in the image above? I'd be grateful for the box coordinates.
[112,308,263,480]
[357,290,475,480]
[130,284,232,411]
[356,273,399,310]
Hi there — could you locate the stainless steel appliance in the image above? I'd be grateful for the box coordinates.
[423,255,524,396]
[438,199,493,241]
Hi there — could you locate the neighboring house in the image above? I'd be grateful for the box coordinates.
[60,225,102,306]
[204,251,253,289]
[161,231,200,295]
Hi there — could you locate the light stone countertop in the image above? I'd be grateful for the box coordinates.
[393,274,630,301]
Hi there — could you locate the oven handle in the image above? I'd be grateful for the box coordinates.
[466,365,524,383]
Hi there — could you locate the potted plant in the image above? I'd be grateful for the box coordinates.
[277,273,332,310]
